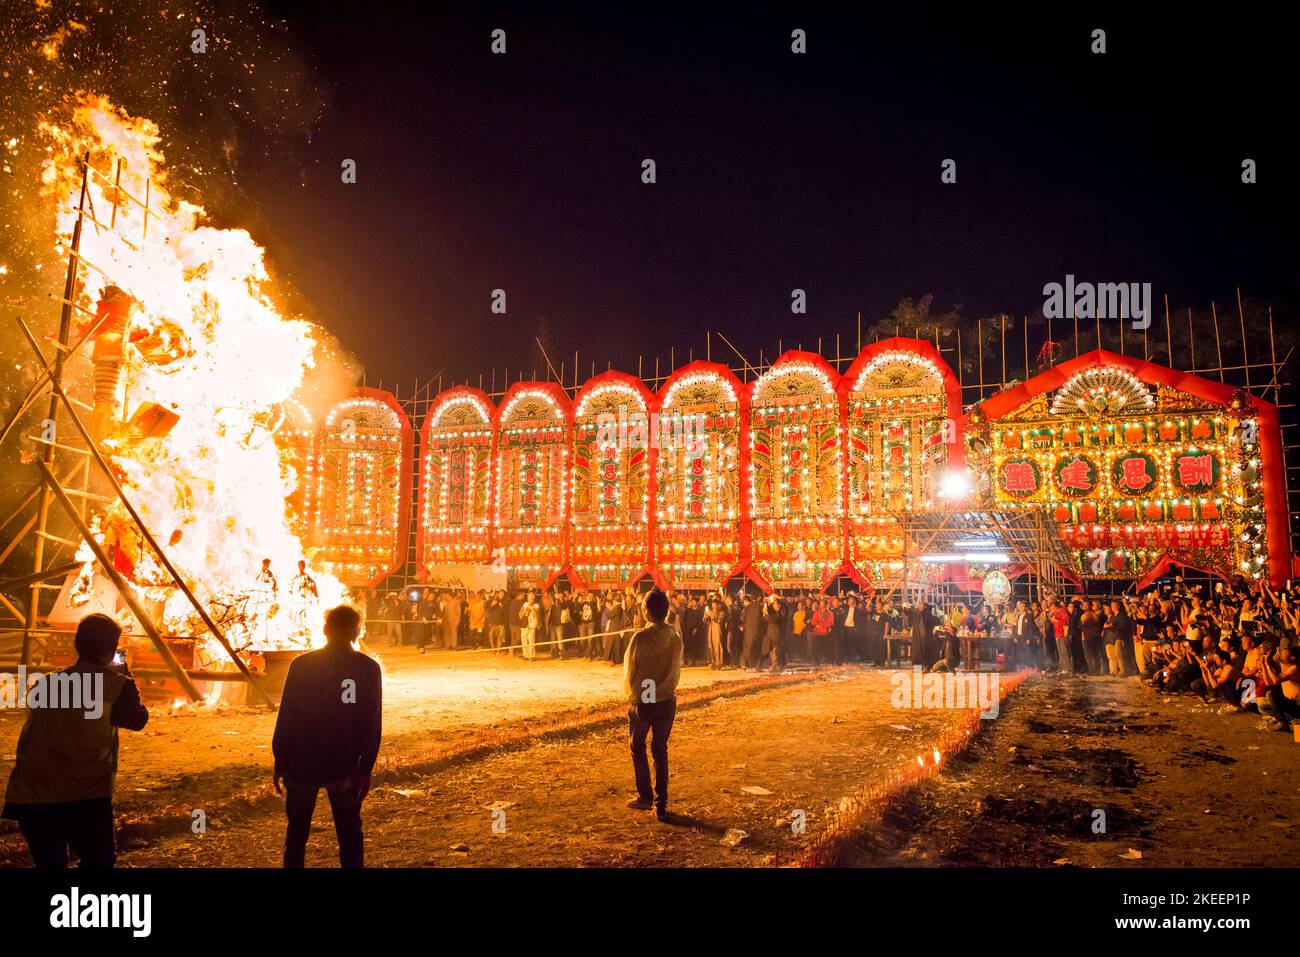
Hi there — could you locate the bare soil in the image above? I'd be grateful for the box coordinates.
[0,647,773,863]
[839,674,1300,867]
[78,669,964,867]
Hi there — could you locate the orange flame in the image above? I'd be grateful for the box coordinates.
[39,94,347,659]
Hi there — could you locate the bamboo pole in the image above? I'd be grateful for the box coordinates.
[1237,289,1251,391]
[1170,293,1180,361]
[18,319,277,708]
[1022,316,1029,381]
[999,315,1006,387]
[25,154,89,667]
[1211,301,1225,381]
[36,460,204,704]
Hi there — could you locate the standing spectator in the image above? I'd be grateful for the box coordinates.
[1050,599,1072,674]
[1080,600,1106,675]
[417,591,439,654]
[763,595,786,671]
[705,598,727,669]
[792,599,808,660]
[1103,599,1132,676]
[809,599,833,666]
[623,590,683,821]
[273,605,382,868]
[579,591,598,658]
[504,589,523,655]
[843,595,861,662]
[909,600,941,669]
[726,595,745,667]
[684,595,705,666]
[538,591,555,657]
[370,592,391,646]
[602,592,623,663]
[467,590,486,649]
[519,591,540,661]
[2,614,149,868]
[1134,597,1162,676]
[741,593,764,668]
[865,599,889,666]
[554,591,575,660]
[442,590,463,650]
[486,590,507,653]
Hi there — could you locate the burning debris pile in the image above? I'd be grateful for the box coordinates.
[35,93,348,657]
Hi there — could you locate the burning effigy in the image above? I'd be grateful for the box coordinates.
[35,93,349,667]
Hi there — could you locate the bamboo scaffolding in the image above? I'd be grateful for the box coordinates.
[16,318,277,708]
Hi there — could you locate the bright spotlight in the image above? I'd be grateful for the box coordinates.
[939,470,970,499]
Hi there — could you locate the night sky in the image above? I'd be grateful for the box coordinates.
[236,4,1298,391]
[2,3,1297,393]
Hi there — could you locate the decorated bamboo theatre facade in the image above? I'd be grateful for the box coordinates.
[289,338,1290,593]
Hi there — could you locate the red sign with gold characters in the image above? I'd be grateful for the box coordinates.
[1053,455,1097,497]
[1112,452,1158,495]
[999,457,1040,497]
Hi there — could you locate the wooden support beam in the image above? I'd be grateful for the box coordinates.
[36,460,204,704]
[18,319,278,709]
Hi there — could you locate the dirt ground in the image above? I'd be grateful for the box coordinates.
[0,645,774,863]
[83,669,966,867]
[840,673,1300,867]
[5,661,1296,868]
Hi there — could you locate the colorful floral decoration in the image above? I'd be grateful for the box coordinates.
[654,364,743,589]
[419,389,494,570]
[311,390,411,587]
[275,399,316,542]
[492,384,570,588]
[569,375,653,588]
[976,359,1262,581]
[748,353,843,589]
[846,347,953,587]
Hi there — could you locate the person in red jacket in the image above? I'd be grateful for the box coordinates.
[1049,599,1073,674]
[809,600,834,666]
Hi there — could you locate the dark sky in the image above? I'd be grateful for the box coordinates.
[233,4,1298,392]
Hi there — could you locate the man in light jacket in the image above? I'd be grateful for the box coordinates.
[623,589,683,820]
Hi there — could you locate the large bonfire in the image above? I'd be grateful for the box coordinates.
[37,93,347,658]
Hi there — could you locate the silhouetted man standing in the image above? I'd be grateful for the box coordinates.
[273,605,382,867]
[624,589,683,820]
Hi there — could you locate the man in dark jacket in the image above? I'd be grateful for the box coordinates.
[908,600,941,668]
[273,604,382,868]
[741,594,764,669]
[763,596,786,670]
[683,595,705,666]
[486,591,507,653]
[2,613,148,868]
[726,597,744,667]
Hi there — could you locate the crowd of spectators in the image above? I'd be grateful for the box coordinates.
[358,576,1300,735]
